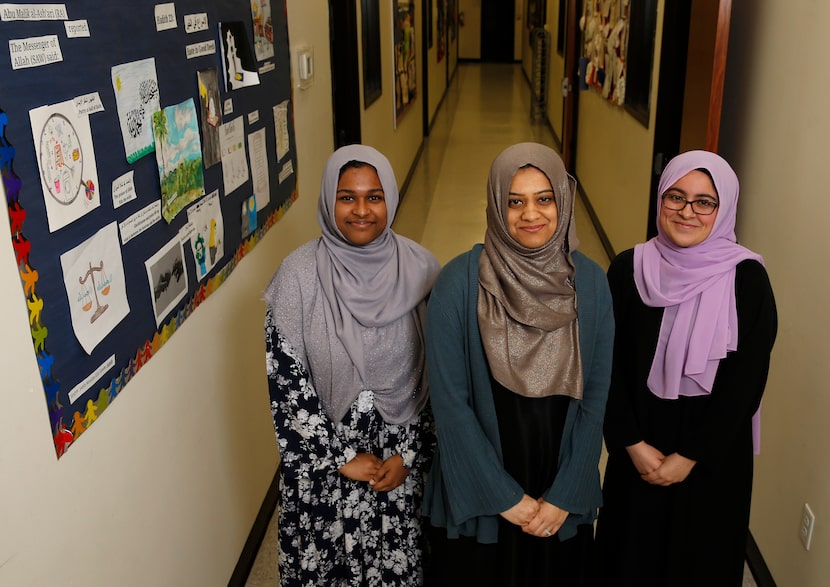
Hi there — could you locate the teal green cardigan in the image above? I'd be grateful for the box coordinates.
[423,245,614,543]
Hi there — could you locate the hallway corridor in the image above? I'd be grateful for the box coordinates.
[244,61,611,586]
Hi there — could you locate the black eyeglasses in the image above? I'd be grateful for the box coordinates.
[661,193,719,215]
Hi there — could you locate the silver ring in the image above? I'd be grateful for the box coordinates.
[543,528,552,536]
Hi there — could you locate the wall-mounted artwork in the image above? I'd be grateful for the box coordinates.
[580,0,631,107]
[362,0,382,108]
[0,0,298,458]
[393,0,417,125]
[437,0,446,63]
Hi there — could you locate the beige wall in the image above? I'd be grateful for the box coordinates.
[0,2,334,584]
[719,2,830,584]
[358,0,425,188]
[545,0,566,143]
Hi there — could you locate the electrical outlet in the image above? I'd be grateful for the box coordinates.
[800,503,815,551]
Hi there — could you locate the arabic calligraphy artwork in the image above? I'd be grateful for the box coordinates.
[111,57,161,163]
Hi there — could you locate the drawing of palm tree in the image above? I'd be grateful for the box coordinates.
[153,110,168,170]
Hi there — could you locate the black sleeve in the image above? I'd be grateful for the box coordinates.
[677,260,778,463]
[602,250,645,452]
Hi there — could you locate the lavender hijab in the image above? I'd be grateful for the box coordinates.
[269,145,439,424]
[633,151,764,447]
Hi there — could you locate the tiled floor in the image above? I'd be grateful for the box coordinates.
[245,62,757,587]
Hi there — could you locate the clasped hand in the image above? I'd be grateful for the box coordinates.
[500,494,569,538]
[338,453,410,492]
[626,441,696,486]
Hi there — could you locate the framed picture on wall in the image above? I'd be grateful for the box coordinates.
[362,0,382,108]
[393,0,416,125]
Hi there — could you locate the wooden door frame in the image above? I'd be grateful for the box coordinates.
[647,0,732,239]
[561,0,580,172]
[329,0,361,148]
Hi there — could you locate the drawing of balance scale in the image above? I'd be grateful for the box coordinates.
[79,261,109,324]
[39,113,95,205]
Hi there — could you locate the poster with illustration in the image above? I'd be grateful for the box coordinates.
[29,100,101,233]
[59,222,130,354]
[218,116,249,195]
[241,194,257,238]
[152,98,206,222]
[219,21,260,91]
[251,0,274,61]
[187,190,224,280]
[111,57,160,163]
[394,0,417,125]
[197,68,222,168]
[145,236,188,327]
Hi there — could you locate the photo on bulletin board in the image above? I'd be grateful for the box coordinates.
[0,0,298,458]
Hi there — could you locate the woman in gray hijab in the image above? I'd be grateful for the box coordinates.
[423,143,613,586]
[263,145,440,586]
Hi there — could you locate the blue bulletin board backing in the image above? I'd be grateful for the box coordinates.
[0,0,297,457]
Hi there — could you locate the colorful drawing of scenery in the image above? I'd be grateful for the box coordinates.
[152,98,206,222]
[394,0,416,124]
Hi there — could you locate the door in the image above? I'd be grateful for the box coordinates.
[647,0,732,238]
[561,0,580,171]
[481,0,515,61]
[329,0,361,147]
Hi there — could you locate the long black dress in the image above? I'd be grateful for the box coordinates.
[594,249,777,587]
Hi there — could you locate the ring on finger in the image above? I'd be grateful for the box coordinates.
[543,528,552,537]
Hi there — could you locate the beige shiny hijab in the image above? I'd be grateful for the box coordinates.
[478,143,583,399]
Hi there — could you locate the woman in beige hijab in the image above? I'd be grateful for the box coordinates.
[423,143,613,586]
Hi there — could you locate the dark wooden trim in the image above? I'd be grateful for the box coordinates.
[399,140,426,205]
[227,464,281,587]
[707,0,732,151]
[746,531,777,587]
[574,176,615,264]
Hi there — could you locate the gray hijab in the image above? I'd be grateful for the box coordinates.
[281,145,439,423]
[478,142,584,399]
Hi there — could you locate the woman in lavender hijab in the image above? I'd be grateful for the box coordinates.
[594,151,777,586]
[263,145,440,586]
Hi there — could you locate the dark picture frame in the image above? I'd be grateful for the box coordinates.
[361,0,382,108]
[624,0,658,126]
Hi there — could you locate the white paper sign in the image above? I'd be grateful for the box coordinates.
[9,35,62,69]
[248,128,269,211]
[0,3,67,21]
[184,12,208,33]
[64,19,90,38]
[219,117,249,195]
[186,40,215,59]
[68,355,115,404]
[119,200,162,245]
[73,92,104,117]
[112,171,137,209]
[154,3,176,31]
[274,100,290,161]
[223,98,233,116]
[247,110,259,125]
[279,160,294,184]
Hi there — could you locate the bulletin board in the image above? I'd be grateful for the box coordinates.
[0,0,298,458]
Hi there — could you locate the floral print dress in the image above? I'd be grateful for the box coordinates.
[265,308,434,586]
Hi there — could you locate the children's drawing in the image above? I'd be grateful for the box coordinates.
[145,236,188,327]
[248,127,270,211]
[152,98,206,222]
[218,116,249,195]
[29,100,100,232]
[197,68,222,168]
[219,21,260,91]
[111,57,161,163]
[186,190,224,280]
[60,222,130,354]
[242,194,258,238]
[394,1,417,125]
[250,0,274,61]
